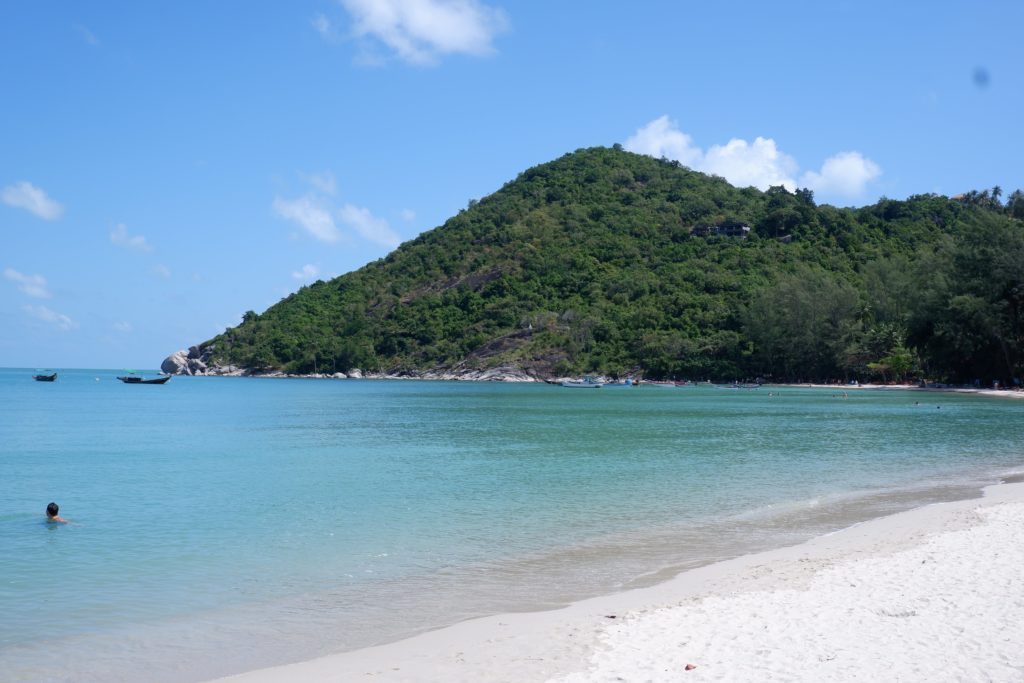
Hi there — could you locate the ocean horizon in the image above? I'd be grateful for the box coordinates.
[2,367,1022,682]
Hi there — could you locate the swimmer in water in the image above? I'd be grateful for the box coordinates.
[46,502,67,524]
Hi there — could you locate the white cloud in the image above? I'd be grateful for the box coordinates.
[305,171,337,195]
[273,195,341,242]
[702,137,798,191]
[4,267,51,298]
[74,24,99,45]
[24,304,77,331]
[114,321,133,333]
[340,0,508,65]
[153,264,171,279]
[312,13,333,38]
[292,264,320,281]
[110,223,153,252]
[800,151,882,198]
[625,116,881,199]
[623,115,703,168]
[274,173,405,248]
[1,181,64,220]
[339,204,403,247]
[400,208,416,221]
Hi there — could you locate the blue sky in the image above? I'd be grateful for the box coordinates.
[2,1,1022,369]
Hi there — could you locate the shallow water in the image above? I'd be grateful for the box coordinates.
[1,369,1022,681]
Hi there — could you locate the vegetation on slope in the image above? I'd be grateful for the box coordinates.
[202,147,1024,384]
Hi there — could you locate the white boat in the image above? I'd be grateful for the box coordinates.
[560,376,603,388]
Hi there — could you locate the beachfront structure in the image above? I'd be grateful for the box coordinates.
[691,222,751,238]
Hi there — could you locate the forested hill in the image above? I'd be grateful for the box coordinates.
[193,146,1024,383]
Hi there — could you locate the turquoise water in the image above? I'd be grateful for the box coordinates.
[2,368,1022,682]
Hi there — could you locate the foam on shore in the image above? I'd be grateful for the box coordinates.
[210,481,1024,682]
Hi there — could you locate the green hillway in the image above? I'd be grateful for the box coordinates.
[197,146,1024,384]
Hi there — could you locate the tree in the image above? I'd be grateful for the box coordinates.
[795,187,816,207]
[910,212,1024,382]
[861,256,915,326]
[867,345,917,383]
[1007,189,1024,220]
[743,266,861,380]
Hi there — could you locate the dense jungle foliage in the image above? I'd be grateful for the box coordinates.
[202,147,1024,383]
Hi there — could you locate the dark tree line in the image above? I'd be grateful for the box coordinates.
[744,210,1024,385]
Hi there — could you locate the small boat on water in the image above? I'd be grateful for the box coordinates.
[560,376,603,388]
[33,372,57,382]
[117,374,171,385]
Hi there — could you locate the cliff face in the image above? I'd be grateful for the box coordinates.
[166,147,1024,383]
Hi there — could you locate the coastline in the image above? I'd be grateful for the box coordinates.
[161,364,1024,401]
[210,477,1024,682]
[162,346,1022,393]
[771,382,1024,400]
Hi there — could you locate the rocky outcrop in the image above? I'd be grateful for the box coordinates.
[161,345,220,375]
[159,347,543,381]
[161,350,190,375]
[360,365,539,382]
[420,365,537,382]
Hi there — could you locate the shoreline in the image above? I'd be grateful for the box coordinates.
[211,476,1024,682]
[770,382,1024,400]
[162,367,1024,400]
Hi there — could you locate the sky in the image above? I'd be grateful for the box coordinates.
[2,1,1022,369]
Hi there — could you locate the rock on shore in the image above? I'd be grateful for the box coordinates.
[161,346,237,376]
[160,350,540,382]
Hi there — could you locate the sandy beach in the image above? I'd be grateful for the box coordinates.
[772,382,1024,401]
[211,478,1024,683]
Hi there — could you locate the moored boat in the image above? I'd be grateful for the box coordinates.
[560,376,603,388]
[117,374,171,384]
[33,372,57,382]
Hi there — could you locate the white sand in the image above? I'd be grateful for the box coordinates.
[212,482,1024,683]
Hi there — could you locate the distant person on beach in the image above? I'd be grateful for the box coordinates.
[45,502,67,524]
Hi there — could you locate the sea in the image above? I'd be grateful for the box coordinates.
[2,367,1022,682]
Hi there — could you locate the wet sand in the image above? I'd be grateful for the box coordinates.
[210,481,1024,682]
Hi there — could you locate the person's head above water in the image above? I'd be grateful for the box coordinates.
[45,502,66,523]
